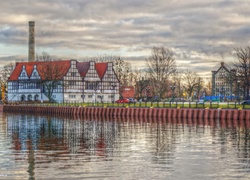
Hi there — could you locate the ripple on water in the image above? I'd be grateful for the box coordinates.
[0,113,250,179]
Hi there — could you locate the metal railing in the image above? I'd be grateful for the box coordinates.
[5,100,250,109]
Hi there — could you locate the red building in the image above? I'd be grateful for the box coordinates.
[120,86,135,99]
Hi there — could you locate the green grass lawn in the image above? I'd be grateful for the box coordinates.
[14,101,250,109]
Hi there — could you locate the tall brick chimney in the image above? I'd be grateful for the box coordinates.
[28,21,35,62]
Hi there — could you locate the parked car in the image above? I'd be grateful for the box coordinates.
[241,100,250,105]
[115,98,129,103]
[128,98,137,103]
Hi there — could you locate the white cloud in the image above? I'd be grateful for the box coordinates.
[0,0,249,77]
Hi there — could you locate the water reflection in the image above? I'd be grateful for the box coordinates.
[0,112,250,179]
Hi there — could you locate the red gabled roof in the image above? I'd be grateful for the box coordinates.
[9,61,35,80]
[95,62,108,79]
[8,60,71,81]
[76,61,108,79]
[76,62,90,77]
[38,60,71,80]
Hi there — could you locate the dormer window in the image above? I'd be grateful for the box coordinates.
[33,72,37,77]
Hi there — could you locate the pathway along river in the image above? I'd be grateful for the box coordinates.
[0,112,250,180]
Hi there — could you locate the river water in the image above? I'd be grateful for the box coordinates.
[0,112,250,180]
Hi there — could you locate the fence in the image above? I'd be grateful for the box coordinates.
[5,100,250,109]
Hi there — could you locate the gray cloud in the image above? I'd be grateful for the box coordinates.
[0,0,249,77]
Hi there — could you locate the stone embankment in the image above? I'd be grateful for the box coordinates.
[3,105,250,121]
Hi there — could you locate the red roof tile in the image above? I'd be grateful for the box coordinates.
[38,61,71,80]
[95,63,108,79]
[76,61,108,79]
[9,60,71,81]
[76,62,90,77]
[9,60,110,81]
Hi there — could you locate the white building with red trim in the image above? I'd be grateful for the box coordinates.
[7,60,119,103]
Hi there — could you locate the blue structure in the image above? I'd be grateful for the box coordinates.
[204,95,237,102]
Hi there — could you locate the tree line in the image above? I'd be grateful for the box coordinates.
[107,46,250,101]
[1,46,250,101]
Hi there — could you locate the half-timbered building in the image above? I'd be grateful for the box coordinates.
[7,60,119,103]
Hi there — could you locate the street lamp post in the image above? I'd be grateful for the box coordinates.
[203,88,206,100]
[100,93,103,103]
[94,88,97,104]
[40,81,43,103]
[170,84,176,102]
[145,88,150,101]
[220,86,224,102]
[111,84,116,103]
[237,80,240,104]
[92,82,99,105]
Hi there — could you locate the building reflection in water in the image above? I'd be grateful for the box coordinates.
[6,113,118,154]
[2,113,250,179]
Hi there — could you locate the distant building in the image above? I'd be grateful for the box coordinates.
[141,85,153,100]
[7,60,119,103]
[211,62,236,97]
[120,86,135,99]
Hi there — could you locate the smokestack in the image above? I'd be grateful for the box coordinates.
[28,21,35,62]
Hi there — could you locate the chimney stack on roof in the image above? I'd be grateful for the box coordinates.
[28,21,35,62]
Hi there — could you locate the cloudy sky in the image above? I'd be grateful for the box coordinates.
[0,0,250,78]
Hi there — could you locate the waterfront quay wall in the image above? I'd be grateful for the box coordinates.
[3,105,250,121]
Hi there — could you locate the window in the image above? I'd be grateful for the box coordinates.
[71,72,77,77]
[69,95,76,98]
[69,81,76,86]
[97,95,103,99]
[88,95,92,98]
[34,94,39,101]
[86,82,99,90]
[21,95,26,101]
[28,94,32,101]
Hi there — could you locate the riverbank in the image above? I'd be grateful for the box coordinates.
[3,105,250,120]
[6,101,249,109]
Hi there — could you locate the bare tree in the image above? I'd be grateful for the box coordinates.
[133,70,150,99]
[112,56,134,86]
[146,46,176,98]
[172,71,183,99]
[182,71,201,100]
[38,61,68,102]
[36,51,52,61]
[0,62,15,101]
[225,70,236,98]
[0,62,15,84]
[196,77,204,99]
[204,78,212,96]
[233,46,250,100]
